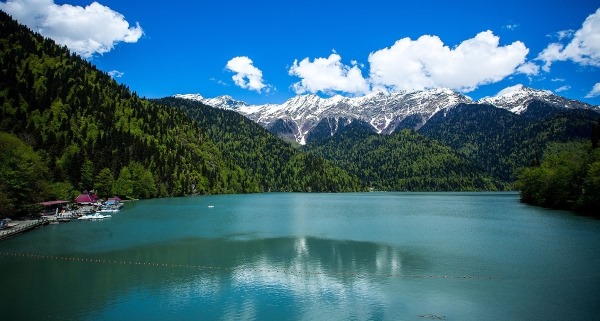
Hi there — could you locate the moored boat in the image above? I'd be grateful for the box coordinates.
[77,213,112,220]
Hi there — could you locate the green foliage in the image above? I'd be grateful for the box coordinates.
[48,181,77,201]
[516,140,600,214]
[420,104,599,182]
[113,166,133,199]
[305,125,503,191]
[129,162,157,199]
[79,159,94,191]
[94,168,114,198]
[0,132,49,217]
[157,98,362,192]
[0,10,363,209]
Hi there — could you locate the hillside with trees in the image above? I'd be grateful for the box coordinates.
[157,97,361,193]
[304,122,503,191]
[419,103,599,182]
[0,11,360,217]
[515,120,600,215]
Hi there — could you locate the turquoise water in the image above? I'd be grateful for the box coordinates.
[1,192,599,320]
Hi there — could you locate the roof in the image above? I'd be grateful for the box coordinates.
[40,200,68,206]
[75,194,96,204]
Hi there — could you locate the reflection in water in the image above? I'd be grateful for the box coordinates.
[0,236,422,320]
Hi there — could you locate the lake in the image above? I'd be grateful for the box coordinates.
[1,192,599,320]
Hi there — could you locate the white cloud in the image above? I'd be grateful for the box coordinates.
[585,83,600,98]
[225,56,269,93]
[108,70,124,78]
[210,77,228,87]
[503,24,519,30]
[555,85,571,93]
[516,61,540,76]
[0,0,143,58]
[551,78,565,82]
[547,29,576,40]
[288,53,370,95]
[368,30,529,93]
[537,8,600,71]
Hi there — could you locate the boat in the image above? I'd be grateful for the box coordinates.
[97,207,119,213]
[77,213,112,220]
[0,218,11,230]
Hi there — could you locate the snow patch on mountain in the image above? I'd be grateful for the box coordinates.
[176,85,598,145]
[477,84,594,114]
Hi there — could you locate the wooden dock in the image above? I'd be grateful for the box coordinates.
[0,218,49,241]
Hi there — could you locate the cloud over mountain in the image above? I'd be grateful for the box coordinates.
[288,31,529,95]
[538,8,600,71]
[225,56,269,93]
[288,53,370,95]
[0,0,143,58]
[368,31,529,93]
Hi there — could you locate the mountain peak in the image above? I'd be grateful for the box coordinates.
[175,86,597,144]
[478,84,594,114]
[174,93,204,101]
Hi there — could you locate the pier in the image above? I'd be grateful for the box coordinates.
[0,218,49,242]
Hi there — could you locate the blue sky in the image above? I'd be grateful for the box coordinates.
[2,0,600,105]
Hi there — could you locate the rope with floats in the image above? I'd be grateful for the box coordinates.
[0,251,502,280]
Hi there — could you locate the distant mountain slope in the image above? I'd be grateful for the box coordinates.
[176,88,473,144]
[304,125,504,191]
[478,84,597,114]
[419,102,600,181]
[177,86,599,145]
[156,97,362,192]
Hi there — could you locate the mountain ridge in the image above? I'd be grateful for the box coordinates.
[176,86,599,144]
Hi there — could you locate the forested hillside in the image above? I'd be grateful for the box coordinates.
[516,136,600,215]
[157,97,361,193]
[305,122,504,191]
[419,103,600,182]
[0,11,360,216]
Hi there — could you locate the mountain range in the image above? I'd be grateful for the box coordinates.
[2,8,600,218]
[176,85,598,145]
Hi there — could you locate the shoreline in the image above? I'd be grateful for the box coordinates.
[0,218,49,242]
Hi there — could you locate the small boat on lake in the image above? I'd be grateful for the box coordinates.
[97,206,119,213]
[77,213,112,220]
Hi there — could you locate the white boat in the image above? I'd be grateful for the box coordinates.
[77,213,112,220]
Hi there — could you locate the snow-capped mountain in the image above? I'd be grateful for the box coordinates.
[177,88,473,144]
[176,85,599,145]
[478,84,596,114]
[174,94,250,110]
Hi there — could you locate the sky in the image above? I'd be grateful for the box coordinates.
[1,0,600,105]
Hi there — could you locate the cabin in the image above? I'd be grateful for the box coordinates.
[74,191,99,205]
[39,200,69,216]
[74,191,100,214]
[105,196,124,209]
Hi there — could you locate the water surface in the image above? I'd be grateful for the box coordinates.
[1,192,599,320]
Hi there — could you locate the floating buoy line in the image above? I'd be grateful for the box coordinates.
[0,251,501,280]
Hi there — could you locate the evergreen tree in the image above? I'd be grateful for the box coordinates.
[94,167,115,198]
[0,132,50,217]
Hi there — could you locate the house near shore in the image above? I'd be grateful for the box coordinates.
[105,196,124,209]
[39,200,69,216]
[74,191,99,205]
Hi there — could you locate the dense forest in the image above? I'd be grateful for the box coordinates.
[419,103,599,182]
[156,97,361,193]
[302,102,599,193]
[304,121,504,191]
[0,11,361,217]
[515,120,600,215]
